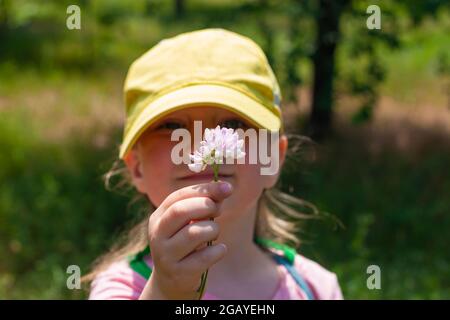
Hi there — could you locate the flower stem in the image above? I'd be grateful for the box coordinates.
[196,163,219,299]
[213,163,219,182]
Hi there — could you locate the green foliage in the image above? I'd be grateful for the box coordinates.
[0,112,131,299]
[280,133,450,299]
[0,0,449,299]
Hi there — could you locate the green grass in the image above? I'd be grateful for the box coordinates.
[281,129,450,299]
[1,74,449,298]
[1,1,449,299]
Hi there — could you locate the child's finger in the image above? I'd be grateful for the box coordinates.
[167,220,220,261]
[158,197,220,239]
[155,181,233,218]
[178,243,227,275]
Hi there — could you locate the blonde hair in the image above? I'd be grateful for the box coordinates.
[81,133,320,285]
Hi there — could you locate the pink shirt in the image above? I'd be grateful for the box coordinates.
[88,249,343,300]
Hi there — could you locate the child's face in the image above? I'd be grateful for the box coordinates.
[125,106,287,221]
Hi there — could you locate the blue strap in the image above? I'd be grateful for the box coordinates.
[128,238,315,300]
[272,254,315,300]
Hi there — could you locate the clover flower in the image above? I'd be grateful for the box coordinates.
[188,126,246,181]
[187,126,245,299]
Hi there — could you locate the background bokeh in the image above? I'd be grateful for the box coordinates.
[0,0,449,299]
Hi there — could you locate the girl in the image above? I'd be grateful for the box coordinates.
[83,28,343,300]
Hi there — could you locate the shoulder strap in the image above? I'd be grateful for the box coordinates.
[127,237,315,300]
[128,246,152,279]
[128,238,294,278]
[271,254,315,300]
[255,237,316,300]
[254,237,297,264]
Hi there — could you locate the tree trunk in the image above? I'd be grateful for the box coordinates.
[0,0,9,33]
[308,0,347,140]
[174,0,185,18]
[0,0,10,56]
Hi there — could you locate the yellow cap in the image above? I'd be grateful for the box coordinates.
[120,28,282,159]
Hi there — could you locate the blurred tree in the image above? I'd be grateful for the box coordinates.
[284,0,311,102]
[308,0,349,139]
[256,0,275,67]
[1,0,448,133]
[145,0,154,15]
[343,1,399,125]
[175,0,185,18]
[305,0,447,138]
[402,0,450,25]
[0,0,10,39]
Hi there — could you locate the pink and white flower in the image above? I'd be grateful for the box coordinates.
[188,126,246,177]
[187,125,246,299]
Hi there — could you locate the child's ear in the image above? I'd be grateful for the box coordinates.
[278,134,288,169]
[124,148,146,193]
[264,133,288,189]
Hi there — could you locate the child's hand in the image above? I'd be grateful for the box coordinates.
[139,181,232,300]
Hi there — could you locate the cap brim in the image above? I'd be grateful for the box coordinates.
[119,83,281,159]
